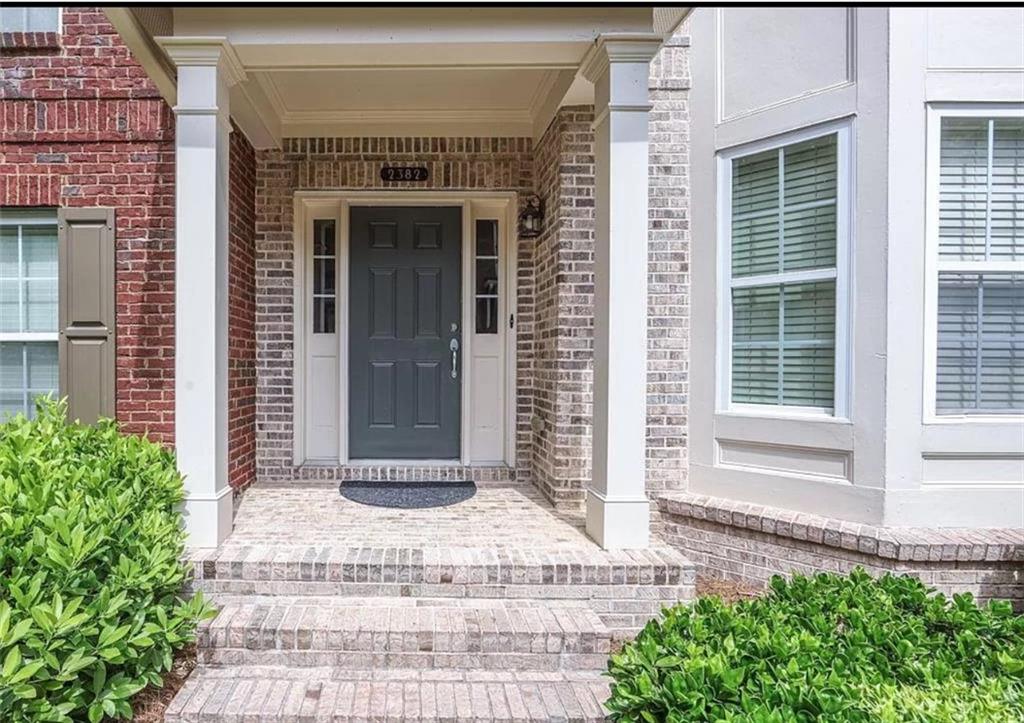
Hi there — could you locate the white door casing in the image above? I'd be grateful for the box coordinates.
[292,191,517,468]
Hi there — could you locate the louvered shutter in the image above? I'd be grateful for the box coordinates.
[58,208,116,424]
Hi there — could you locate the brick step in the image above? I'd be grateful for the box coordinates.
[197,600,612,671]
[165,666,610,722]
[188,544,696,634]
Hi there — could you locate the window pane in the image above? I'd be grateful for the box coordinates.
[783,134,837,206]
[991,118,1024,260]
[0,342,57,419]
[937,273,1024,413]
[0,279,17,333]
[25,279,57,332]
[732,214,778,277]
[475,220,498,257]
[732,285,780,404]
[27,7,58,32]
[732,149,778,216]
[782,204,836,272]
[313,219,335,256]
[0,226,17,279]
[781,281,835,408]
[313,258,335,295]
[475,259,498,296]
[939,118,991,261]
[313,297,335,335]
[22,224,58,277]
[475,298,499,334]
[0,6,59,32]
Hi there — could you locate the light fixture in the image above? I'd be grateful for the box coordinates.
[517,195,544,239]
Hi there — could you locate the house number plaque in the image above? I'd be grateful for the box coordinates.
[380,166,429,182]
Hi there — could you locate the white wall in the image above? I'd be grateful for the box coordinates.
[883,8,1024,526]
[688,7,1023,527]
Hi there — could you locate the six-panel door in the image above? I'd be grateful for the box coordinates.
[348,206,462,459]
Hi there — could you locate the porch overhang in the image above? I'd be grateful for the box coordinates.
[106,6,691,148]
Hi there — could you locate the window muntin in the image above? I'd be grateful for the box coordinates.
[933,114,1023,415]
[0,6,60,32]
[724,129,846,414]
[474,219,499,334]
[0,209,59,419]
[312,219,336,334]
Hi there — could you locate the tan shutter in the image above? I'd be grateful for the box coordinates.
[58,208,116,423]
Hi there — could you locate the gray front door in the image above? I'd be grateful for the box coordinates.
[349,206,462,459]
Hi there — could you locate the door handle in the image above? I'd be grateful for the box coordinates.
[450,338,459,379]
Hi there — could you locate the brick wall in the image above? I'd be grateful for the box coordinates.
[646,31,691,493]
[0,7,176,441]
[657,491,1024,609]
[530,108,596,505]
[254,138,535,481]
[228,126,257,490]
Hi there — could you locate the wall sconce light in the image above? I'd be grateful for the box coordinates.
[518,195,544,239]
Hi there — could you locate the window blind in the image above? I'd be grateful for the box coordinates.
[935,116,1023,413]
[729,133,840,410]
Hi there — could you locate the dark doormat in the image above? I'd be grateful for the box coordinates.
[339,480,477,509]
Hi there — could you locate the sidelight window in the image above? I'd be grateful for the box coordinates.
[312,219,336,334]
[474,219,499,334]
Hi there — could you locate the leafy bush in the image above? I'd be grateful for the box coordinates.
[607,569,1024,722]
[0,399,213,722]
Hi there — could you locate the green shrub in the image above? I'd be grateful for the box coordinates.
[607,569,1024,722]
[0,399,213,722]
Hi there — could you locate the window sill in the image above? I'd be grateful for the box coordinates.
[0,32,61,52]
[719,405,850,424]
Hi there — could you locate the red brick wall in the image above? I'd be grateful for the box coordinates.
[228,126,257,490]
[0,7,176,441]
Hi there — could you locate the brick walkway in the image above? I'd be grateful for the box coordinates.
[168,484,696,721]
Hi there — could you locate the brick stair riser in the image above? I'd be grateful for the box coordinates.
[192,581,694,636]
[199,621,611,656]
[199,649,610,672]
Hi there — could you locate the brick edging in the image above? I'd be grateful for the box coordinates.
[655,492,1024,563]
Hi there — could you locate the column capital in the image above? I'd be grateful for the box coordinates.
[157,36,247,87]
[580,33,663,84]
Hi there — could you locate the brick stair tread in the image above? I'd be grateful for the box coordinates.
[165,666,611,722]
[189,544,695,586]
[200,600,612,654]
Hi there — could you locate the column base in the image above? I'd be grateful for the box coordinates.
[182,486,234,549]
[585,490,650,549]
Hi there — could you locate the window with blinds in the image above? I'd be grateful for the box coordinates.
[725,130,844,412]
[0,209,59,419]
[934,115,1023,414]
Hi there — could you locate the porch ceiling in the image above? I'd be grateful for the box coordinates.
[107,6,690,148]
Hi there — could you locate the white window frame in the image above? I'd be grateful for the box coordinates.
[1,6,61,33]
[0,209,60,417]
[716,119,853,420]
[923,103,1024,423]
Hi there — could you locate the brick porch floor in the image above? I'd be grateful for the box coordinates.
[169,483,696,721]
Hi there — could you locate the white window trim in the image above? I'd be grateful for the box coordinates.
[923,103,1024,423]
[715,119,853,420]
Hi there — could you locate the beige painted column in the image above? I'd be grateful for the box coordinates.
[582,34,663,549]
[159,37,245,548]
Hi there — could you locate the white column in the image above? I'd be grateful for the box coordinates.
[160,38,245,548]
[582,35,662,549]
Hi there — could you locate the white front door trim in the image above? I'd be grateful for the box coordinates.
[292,190,518,469]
